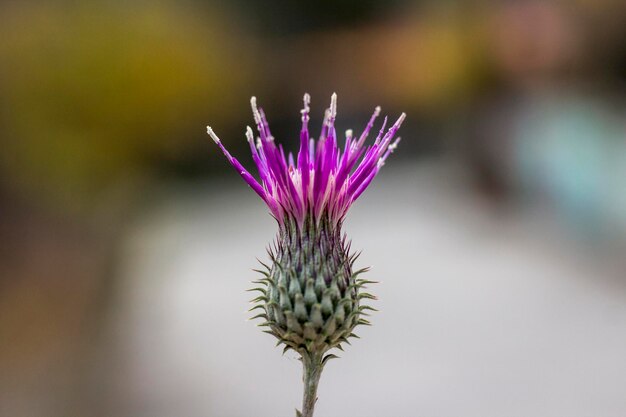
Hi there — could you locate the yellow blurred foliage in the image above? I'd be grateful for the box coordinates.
[0,2,250,208]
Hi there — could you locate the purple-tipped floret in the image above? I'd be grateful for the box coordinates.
[208,93,404,228]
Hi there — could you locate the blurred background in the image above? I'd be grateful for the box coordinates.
[1,0,626,416]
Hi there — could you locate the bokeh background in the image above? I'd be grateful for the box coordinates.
[1,1,626,416]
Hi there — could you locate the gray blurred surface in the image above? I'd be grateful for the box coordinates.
[112,161,626,417]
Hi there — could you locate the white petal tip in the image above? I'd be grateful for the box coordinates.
[250,96,261,123]
[301,93,311,120]
[245,126,254,142]
[330,93,337,118]
[388,138,400,150]
[207,126,220,143]
[374,106,381,116]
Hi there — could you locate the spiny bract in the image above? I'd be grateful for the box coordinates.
[251,215,377,356]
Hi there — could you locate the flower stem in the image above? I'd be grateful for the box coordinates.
[300,351,324,417]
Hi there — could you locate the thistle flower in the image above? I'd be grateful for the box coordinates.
[208,93,404,417]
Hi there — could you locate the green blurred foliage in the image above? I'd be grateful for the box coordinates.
[0,1,250,209]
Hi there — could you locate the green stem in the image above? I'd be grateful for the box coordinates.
[300,351,324,417]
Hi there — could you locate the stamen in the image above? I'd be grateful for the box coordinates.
[322,109,331,125]
[329,92,337,120]
[388,137,400,151]
[301,93,311,122]
[381,136,401,163]
[378,112,406,150]
[355,106,382,151]
[250,96,262,125]
[245,126,254,144]
[207,126,220,143]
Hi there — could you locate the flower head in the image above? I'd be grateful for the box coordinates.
[208,93,405,229]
